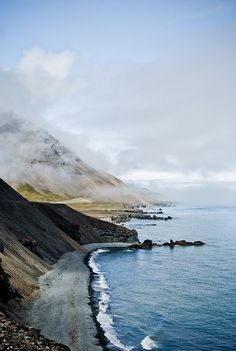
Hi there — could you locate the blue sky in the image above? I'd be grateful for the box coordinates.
[0,0,236,204]
[1,0,235,67]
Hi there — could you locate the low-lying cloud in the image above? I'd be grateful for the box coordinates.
[0,43,235,204]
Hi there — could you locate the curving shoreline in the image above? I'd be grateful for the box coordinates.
[84,252,110,351]
[84,243,133,351]
[0,179,141,350]
[25,243,130,351]
[85,244,133,351]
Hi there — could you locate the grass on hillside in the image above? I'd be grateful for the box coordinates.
[70,202,138,219]
[17,184,140,219]
[17,183,71,202]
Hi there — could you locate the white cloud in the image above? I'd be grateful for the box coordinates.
[14,47,76,100]
[0,44,235,204]
[120,170,236,183]
[17,47,75,80]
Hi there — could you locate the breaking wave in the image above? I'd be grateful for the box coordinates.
[89,249,133,351]
[141,335,158,350]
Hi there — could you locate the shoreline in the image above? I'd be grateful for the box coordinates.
[84,243,132,351]
[84,252,110,351]
[24,243,130,351]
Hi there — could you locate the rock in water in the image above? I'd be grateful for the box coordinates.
[193,240,205,246]
[141,239,154,249]
[163,239,205,247]
[128,239,154,250]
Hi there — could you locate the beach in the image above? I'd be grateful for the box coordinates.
[25,243,130,351]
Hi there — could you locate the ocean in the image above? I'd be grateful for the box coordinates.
[89,206,236,351]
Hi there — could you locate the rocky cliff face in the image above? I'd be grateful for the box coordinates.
[0,179,84,299]
[33,202,139,244]
[0,179,138,301]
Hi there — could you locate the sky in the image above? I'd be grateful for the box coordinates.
[0,0,236,205]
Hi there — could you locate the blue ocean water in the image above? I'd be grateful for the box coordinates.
[90,207,236,351]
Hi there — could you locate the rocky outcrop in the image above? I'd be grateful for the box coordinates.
[18,237,39,255]
[163,239,205,247]
[112,213,173,223]
[0,258,20,303]
[128,239,205,250]
[128,239,155,249]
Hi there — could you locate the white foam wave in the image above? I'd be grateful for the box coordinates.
[26,251,103,351]
[99,274,109,289]
[89,255,100,274]
[141,335,158,350]
[89,250,133,351]
[96,248,110,254]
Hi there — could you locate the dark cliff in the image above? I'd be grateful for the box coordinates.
[33,202,138,244]
[0,178,138,300]
[0,179,84,298]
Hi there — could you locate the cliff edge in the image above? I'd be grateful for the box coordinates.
[0,178,138,349]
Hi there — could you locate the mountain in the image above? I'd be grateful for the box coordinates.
[0,178,138,299]
[0,113,149,203]
[0,178,138,349]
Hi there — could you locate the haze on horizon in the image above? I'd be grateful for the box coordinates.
[0,0,236,205]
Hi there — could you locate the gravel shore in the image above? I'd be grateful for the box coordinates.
[25,243,130,351]
[0,311,70,351]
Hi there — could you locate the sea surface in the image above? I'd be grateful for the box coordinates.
[89,206,236,351]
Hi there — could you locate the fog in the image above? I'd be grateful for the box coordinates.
[0,1,235,205]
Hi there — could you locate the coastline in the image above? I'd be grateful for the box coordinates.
[84,243,132,351]
[24,243,130,351]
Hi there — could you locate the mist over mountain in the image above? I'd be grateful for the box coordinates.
[0,113,148,203]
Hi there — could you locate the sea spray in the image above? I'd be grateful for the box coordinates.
[89,249,133,351]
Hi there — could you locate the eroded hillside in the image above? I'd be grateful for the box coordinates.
[0,178,138,299]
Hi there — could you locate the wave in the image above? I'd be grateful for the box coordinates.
[89,249,108,274]
[89,249,133,351]
[141,335,158,350]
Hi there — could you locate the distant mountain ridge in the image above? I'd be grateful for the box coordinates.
[0,113,149,203]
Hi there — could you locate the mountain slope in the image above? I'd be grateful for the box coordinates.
[0,179,138,350]
[0,178,138,299]
[0,113,148,203]
[0,178,84,297]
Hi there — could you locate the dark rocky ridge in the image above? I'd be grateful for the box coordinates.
[0,179,85,298]
[0,178,138,299]
[33,202,139,244]
[0,178,139,350]
[0,258,20,302]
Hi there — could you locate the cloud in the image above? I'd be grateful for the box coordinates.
[0,43,235,204]
[0,47,77,114]
[15,47,76,100]
[18,46,75,79]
